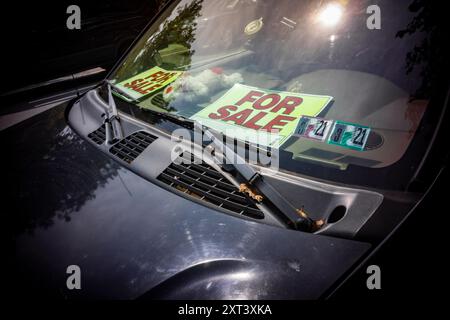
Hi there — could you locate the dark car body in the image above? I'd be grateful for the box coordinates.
[4,0,449,300]
[3,85,446,299]
[6,102,371,299]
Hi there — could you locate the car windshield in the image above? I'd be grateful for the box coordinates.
[109,0,445,190]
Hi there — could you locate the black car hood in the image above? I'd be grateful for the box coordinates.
[4,102,370,299]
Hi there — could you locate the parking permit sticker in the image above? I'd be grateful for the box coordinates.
[327,121,371,151]
[190,84,333,148]
[115,66,183,100]
[295,116,333,141]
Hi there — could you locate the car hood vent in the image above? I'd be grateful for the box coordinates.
[157,152,264,219]
[109,131,157,163]
[87,125,106,145]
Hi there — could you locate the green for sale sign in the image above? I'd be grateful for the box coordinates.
[327,121,371,151]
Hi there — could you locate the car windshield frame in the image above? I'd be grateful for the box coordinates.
[106,0,448,191]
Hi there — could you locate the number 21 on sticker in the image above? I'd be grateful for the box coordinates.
[328,121,371,151]
[296,116,333,141]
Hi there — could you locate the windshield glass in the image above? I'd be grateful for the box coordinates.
[109,0,446,190]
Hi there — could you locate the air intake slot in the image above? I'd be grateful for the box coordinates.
[87,125,106,145]
[109,131,157,163]
[157,152,264,219]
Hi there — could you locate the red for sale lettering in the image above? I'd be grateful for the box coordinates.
[208,91,304,132]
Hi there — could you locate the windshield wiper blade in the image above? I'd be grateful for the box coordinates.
[199,123,323,232]
[105,80,197,131]
[153,110,197,130]
[106,80,138,103]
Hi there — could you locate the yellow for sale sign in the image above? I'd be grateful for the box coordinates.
[116,66,183,100]
[191,84,333,147]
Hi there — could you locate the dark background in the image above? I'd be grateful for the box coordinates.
[332,166,447,299]
[1,1,168,95]
[1,0,448,301]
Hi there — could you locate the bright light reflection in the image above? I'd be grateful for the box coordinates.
[318,3,344,27]
[229,271,253,281]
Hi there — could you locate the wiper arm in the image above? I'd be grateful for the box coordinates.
[103,82,124,144]
[102,86,320,231]
[199,123,323,232]
[101,84,322,231]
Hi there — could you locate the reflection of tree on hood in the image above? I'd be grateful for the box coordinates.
[4,105,119,235]
[396,0,450,99]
